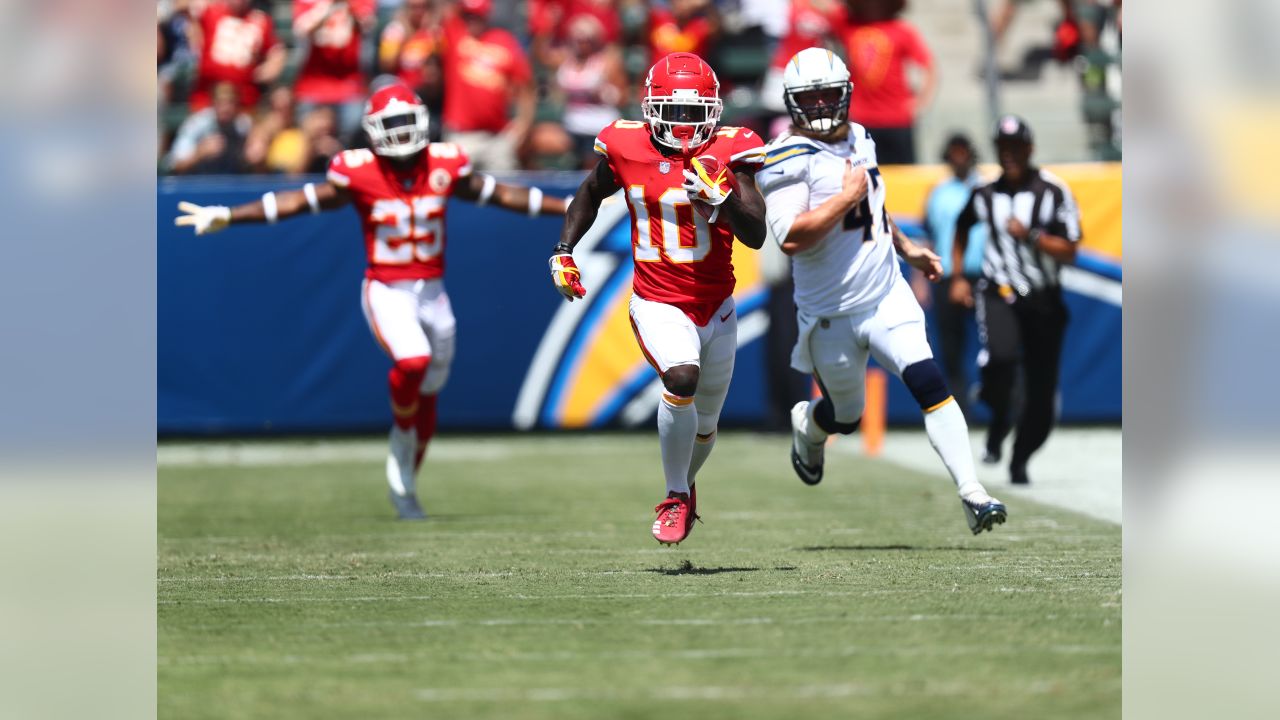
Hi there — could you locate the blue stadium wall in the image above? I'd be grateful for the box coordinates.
[159,174,1121,435]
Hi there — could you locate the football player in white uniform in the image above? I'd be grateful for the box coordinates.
[759,48,1007,534]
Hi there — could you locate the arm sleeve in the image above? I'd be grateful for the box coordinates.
[593,123,620,176]
[861,127,880,166]
[729,129,766,174]
[326,151,353,188]
[762,157,812,247]
[454,145,473,179]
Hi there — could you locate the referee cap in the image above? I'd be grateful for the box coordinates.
[994,114,1033,144]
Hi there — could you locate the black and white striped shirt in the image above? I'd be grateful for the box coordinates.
[958,168,1082,294]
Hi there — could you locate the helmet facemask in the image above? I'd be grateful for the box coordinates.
[642,89,722,153]
[784,81,851,136]
[363,102,430,158]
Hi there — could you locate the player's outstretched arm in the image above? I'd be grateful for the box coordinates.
[889,216,942,282]
[721,172,768,249]
[455,173,569,217]
[547,159,621,301]
[780,159,866,255]
[174,181,350,235]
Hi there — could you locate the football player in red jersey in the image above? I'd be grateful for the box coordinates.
[550,52,768,545]
[176,83,567,520]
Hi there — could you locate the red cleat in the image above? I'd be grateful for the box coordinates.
[652,491,694,545]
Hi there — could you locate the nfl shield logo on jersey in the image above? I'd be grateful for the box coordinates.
[658,161,671,174]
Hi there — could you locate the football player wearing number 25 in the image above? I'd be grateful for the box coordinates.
[175,83,567,520]
[551,52,768,546]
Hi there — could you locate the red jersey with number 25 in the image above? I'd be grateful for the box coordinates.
[326,144,472,283]
[594,120,765,325]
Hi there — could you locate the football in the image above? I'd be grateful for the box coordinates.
[687,154,738,220]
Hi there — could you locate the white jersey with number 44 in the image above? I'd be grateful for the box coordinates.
[759,123,899,318]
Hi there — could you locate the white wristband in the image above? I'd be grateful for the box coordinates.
[564,195,574,212]
[477,174,496,206]
[262,191,278,224]
[303,183,321,214]
[527,187,543,217]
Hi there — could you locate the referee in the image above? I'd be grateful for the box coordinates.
[949,115,1081,485]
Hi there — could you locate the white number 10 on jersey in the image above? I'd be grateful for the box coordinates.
[370,196,446,264]
[627,186,712,264]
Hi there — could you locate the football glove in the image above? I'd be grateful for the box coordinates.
[175,201,231,236]
[681,168,732,207]
[549,253,587,301]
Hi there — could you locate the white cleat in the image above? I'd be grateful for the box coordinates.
[386,426,422,518]
[790,401,824,486]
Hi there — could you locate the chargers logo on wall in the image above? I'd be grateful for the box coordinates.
[513,193,771,429]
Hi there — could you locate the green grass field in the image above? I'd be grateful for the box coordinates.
[158,433,1121,719]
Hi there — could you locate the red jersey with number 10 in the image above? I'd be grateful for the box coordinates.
[326,144,472,282]
[594,120,765,325]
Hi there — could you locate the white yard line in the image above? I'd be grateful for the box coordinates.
[157,436,646,467]
[832,427,1122,525]
[160,643,1117,669]
[408,679,1111,703]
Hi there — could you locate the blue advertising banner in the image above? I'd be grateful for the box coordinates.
[159,170,1120,434]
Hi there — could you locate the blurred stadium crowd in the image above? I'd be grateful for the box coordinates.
[157,0,1120,175]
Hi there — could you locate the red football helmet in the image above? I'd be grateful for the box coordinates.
[642,52,723,153]
[362,83,430,158]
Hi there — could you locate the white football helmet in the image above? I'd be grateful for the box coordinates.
[782,47,852,135]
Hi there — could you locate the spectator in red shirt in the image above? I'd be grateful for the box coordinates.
[844,0,936,163]
[530,13,626,168]
[292,0,377,138]
[528,0,621,69]
[379,0,444,107]
[648,0,719,65]
[188,0,286,112]
[440,0,535,171]
[762,0,849,113]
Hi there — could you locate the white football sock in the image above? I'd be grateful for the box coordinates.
[923,399,987,501]
[658,394,697,495]
[802,400,830,445]
[687,432,716,484]
[386,425,417,496]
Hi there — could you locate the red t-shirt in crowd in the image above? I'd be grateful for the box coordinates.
[529,0,621,44]
[844,19,932,128]
[771,0,848,69]
[441,16,533,133]
[648,10,714,65]
[190,1,279,110]
[293,0,376,104]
